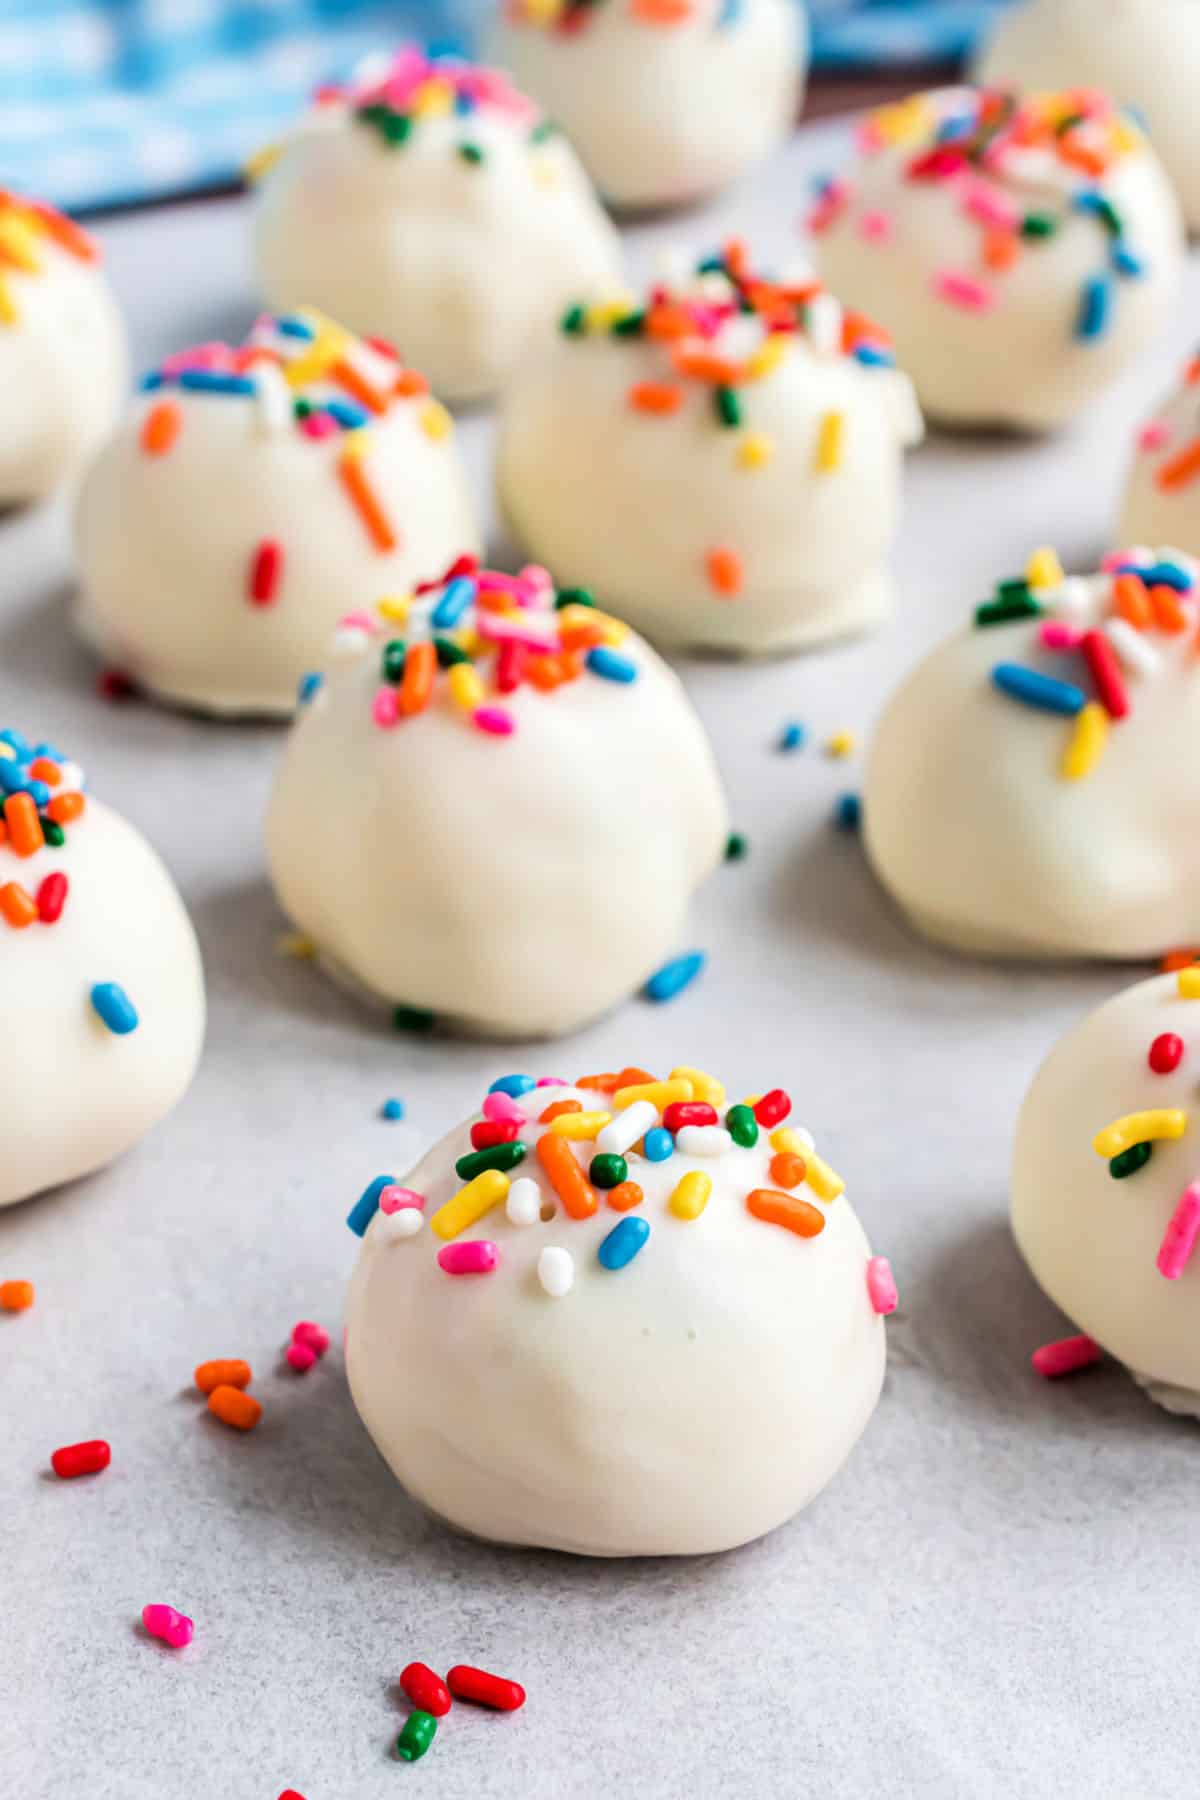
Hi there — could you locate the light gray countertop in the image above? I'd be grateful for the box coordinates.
[3,115,1199,1800]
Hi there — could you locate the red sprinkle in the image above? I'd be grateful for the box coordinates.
[98,668,137,702]
[662,1102,719,1132]
[1031,1335,1102,1379]
[249,538,284,607]
[752,1089,791,1127]
[446,1664,526,1712]
[400,1662,453,1717]
[470,1119,520,1149]
[1081,629,1129,720]
[1149,1033,1184,1075]
[35,871,68,924]
[51,1439,111,1479]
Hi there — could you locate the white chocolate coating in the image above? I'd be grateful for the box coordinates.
[1119,358,1200,557]
[864,546,1200,959]
[491,0,804,210]
[815,85,1184,431]
[496,263,922,655]
[346,1077,887,1555]
[0,790,204,1209]
[266,570,728,1036]
[1013,973,1200,1406]
[975,0,1200,234]
[254,50,622,403]
[74,316,479,717]
[0,198,127,506]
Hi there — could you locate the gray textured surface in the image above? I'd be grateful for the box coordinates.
[3,116,1200,1800]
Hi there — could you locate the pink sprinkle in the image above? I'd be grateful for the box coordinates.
[338,609,377,633]
[379,1186,425,1216]
[1157,1182,1200,1280]
[142,1604,194,1649]
[483,1090,525,1124]
[476,613,558,654]
[1138,420,1172,453]
[475,571,527,595]
[963,183,1019,232]
[373,688,400,728]
[1101,547,1146,573]
[437,1240,500,1276]
[855,120,885,154]
[286,1341,317,1373]
[1031,1334,1102,1378]
[1039,620,1084,651]
[160,342,232,377]
[536,1076,566,1087]
[473,706,516,737]
[933,270,994,313]
[300,412,339,440]
[858,210,893,243]
[292,1320,331,1355]
[517,564,554,603]
[866,1256,898,1315]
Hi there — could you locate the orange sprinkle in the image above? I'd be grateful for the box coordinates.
[628,381,685,416]
[1113,572,1152,628]
[30,200,98,263]
[333,357,389,415]
[983,229,1019,271]
[645,303,694,342]
[746,1188,826,1239]
[0,883,37,928]
[194,1358,252,1395]
[558,620,608,652]
[540,1099,582,1124]
[207,1385,262,1431]
[1162,949,1200,973]
[769,1152,807,1190]
[672,345,747,384]
[394,369,429,398]
[28,757,60,786]
[722,237,750,280]
[1155,438,1200,492]
[630,0,691,21]
[841,309,891,354]
[607,1181,644,1213]
[338,449,397,551]
[615,1066,656,1088]
[47,791,84,825]
[4,792,43,857]
[1148,583,1188,633]
[1059,141,1108,178]
[0,1279,34,1311]
[399,640,436,715]
[0,820,8,846]
[140,400,182,457]
[706,545,744,597]
[1186,356,1200,387]
[574,1072,620,1092]
[536,1132,598,1220]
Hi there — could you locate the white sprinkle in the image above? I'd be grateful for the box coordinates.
[379,1208,423,1243]
[675,1125,733,1156]
[805,291,844,358]
[1049,576,1098,620]
[1104,617,1162,678]
[537,1245,574,1298]
[596,1100,657,1157]
[330,625,371,659]
[506,1177,541,1227]
[58,760,85,792]
[791,1125,816,1151]
[254,361,290,435]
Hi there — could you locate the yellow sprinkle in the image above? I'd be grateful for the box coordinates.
[0,275,17,327]
[376,594,412,625]
[532,158,560,192]
[670,1066,726,1109]
[283,320,348,389]
[0,214,42,273]
[669,1170,712,1221]
[558,602,627,645]
[454,626,484,659]
[805,1153,845,1202]
[1112,118,1141,155]
[742,1093,763,1107]
[523,0,564,20]
[448,663,485,711]
[825,731,855,759]
[244,141,283,184]
[746,335,788,381]
[419,400,453,442]
[1026,546,1065,591]
[585,295,638,332]
[1060,702,1108,782]
[1179,968,1200,999]
[770,1127,806,1155]
[614,1078,693,1111]
[0,743,14,761]
[430,1168,510,1241]
[547,1110,612,1140]
[1092,1109,1187,1158]
[338,426,371,466]
[412,77,454,118]
[736,431,774,471]
[277,931,316,961]
[815,410,844,473]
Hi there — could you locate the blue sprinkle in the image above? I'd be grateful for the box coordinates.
[1075,274,1112,342]
[380,1098,405,1122]
[139,371,165,391]
[991,663,1086,716]
[597,1216,650,1271]
[277,314,316,340]
[715,0,742,26]
[488,1073,536,1097]
[1111,242,1144,279]
[644,950,706,1004]
[454,91,477,114]
[853,344,894,368]
[835,793,861,831]
[90,982,139,1036]
[0,761,33,796]
[431,576,477,630]
[348,1173,394,1237]
[0,729,30,753]
[24,778,49,808]
[33,742,63,761]
[325,400,368,430]
[643,1127,675,1163]
[1117,559,1193,591]
[297,671,324,706]
[178,370,256,396]
[586,647,638,684]
[778,721,806,753]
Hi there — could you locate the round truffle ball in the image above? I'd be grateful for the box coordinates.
[491,0,805,211]
[1118,355,1200,557]
[496,249,922,656]
[1013,970,1200,1413]
[0,727,204,1209]
[345,1065,892,1555]
[74,313,479,717]
[813,85,1183,432]
[975,0,1200,235]
[863,543,1200,959]
[266,561,728,1037]
[0,193,127,506]
[253,47,622,404]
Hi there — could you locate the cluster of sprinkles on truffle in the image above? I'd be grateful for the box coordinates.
[138,309,453,602]
[505,0,744,31]
[973,544,1199,781]
[308,555,639,740]
[811,86,1152,342]
[0,190,99,326]
[1133,350,1200,493]
[0,727,85,933]
[347,1063,898,1315]
[560,241,896,597]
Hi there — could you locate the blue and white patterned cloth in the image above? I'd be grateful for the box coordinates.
[0,0,1015,214]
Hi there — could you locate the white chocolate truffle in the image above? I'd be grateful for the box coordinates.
[813,85,1183,432]
[1013,970,1200,1412]
[0,193,127,506]
[491,0,804,210]
[0,725,204,1209]
[266,563,728,1036]
[864,543,1200,959]
[74,313,479,717]
[253,48,622,404]
[1118,354,1200,557]
[496,252,922,656]
[345,1066,893,1556]
[975,0,1200,235]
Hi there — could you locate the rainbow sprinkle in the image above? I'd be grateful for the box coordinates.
[0,192,99,328]
[0,728,86,932]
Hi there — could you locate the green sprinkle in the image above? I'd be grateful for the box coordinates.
[382,113,412,148]
[726,1103,758,1149]
[434,636,469,667]
[695,253,726,276]
[458,141,485,165]
[588,1152,628,1190]
[560,303,587,335]
[1054,111,1086,136]
[1020,213,1057,239]
[393,1005,436,1034]
[974,596,1043,627]
[528,118,557,143]
[41,819,65,848]
[996,577,1032,601]
[1094,196,1123,236]
[454,1140,528,1182]
[715,386,742,429]
[725,831,748,861]
[555,586,595,609]
[381,639,406,683]
[293,398,312,419]
[611,309,646,337]
[1110,1141,1153,1179]
[396,1711,437,1762]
